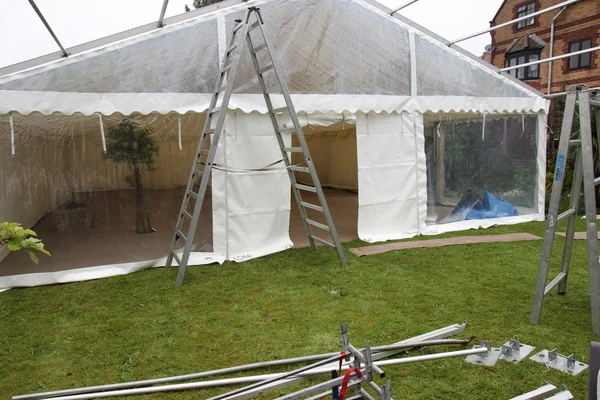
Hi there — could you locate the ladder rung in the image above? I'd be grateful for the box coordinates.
[253,43,267,54]
[569,139,581,146]
[175,230,187,242]
[222,63,233,73]
[182,211,193,221]
[595,177,600,186]
[271,107,288,114]
[199,149,210,156]
[544,271,568,295]
[233,22,244,33]
[289,165,310,173]
[310,235,335,248]
[249,20,260,32]
[187,190,198,199]
[205,129,215,135]
[216,85,227,93]
[278,127,297,134]
[557,208,577,222]
[259,64,274,75]
[295,184,317,193]
[306,218,330,231]
[283,147,303,153]
[227,44,238,54]
[210,107,221,115]
[171,249,182,266]
[301,201,323,212]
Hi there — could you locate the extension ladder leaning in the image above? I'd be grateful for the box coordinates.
[530,84,600,335]
[165,7,347,287]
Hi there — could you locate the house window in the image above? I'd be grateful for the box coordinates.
[507,52,540,80]
[568,38,592,70]
[516,2,536,29]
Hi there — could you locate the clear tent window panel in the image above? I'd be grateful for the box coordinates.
[423,112,538,226]
[414,33,529,97]
[224,0,411,95]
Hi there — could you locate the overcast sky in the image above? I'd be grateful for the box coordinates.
[0,0,503,70]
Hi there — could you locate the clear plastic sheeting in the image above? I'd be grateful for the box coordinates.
[0,112,216,288]
[224,0,411,95]
[0,0,530,99]
[422,112,540,227]
[414,34,529,98]
[0,20,220,93]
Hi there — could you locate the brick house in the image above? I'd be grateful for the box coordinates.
[489,0,600,95]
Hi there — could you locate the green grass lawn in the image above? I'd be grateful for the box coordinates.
[1,220,598,399]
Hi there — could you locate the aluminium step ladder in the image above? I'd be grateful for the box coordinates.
[530,84,600,335]
[166,6,347,287]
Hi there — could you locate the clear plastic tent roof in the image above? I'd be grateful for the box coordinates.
[0,0,535,98]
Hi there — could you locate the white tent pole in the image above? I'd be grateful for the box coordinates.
[449,0,583,45]
[499,45,600,72]
[178,115,183,150]
[158,0,169,28]
[481,111,486,141]
[390,0,419,15]
[98,114,106,153]
[9,113,15,156]
[27,0,69,58]
[409,31,417,97]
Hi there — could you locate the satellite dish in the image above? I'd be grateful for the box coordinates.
[484,44,496,52]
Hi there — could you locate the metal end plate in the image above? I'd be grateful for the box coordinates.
[530,349,589,376]
[465,344,501,367]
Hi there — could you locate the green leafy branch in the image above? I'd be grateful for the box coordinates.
[0,222,51,265]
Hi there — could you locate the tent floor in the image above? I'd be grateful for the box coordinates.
[0,187,358,277]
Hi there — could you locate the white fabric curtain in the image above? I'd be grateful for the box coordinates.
[356,112,426,242]
[212,111,293,261]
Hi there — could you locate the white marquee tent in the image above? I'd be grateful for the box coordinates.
[0,0,550,291]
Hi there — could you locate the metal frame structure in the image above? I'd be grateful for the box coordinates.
[11,322,470,400]
[530,84,600,335]
[165,6,347,287]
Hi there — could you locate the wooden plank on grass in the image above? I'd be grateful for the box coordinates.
[555,232,600,239]
[349,233,542,257]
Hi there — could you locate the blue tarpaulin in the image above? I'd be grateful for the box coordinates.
[465,191,518,220]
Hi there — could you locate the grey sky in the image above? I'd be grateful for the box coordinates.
[0,0,503,70]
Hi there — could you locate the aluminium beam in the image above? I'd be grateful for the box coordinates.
[390,0,420,15]
[500,46,600,73]
[27,0,68,58]
[158,0,170,28]
[449,0,583,45]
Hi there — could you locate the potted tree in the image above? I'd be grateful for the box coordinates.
[104,119,159,234]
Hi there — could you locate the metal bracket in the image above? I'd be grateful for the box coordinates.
[530,349,589,376]
[499,339,536,363]
[465,340,501,367]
